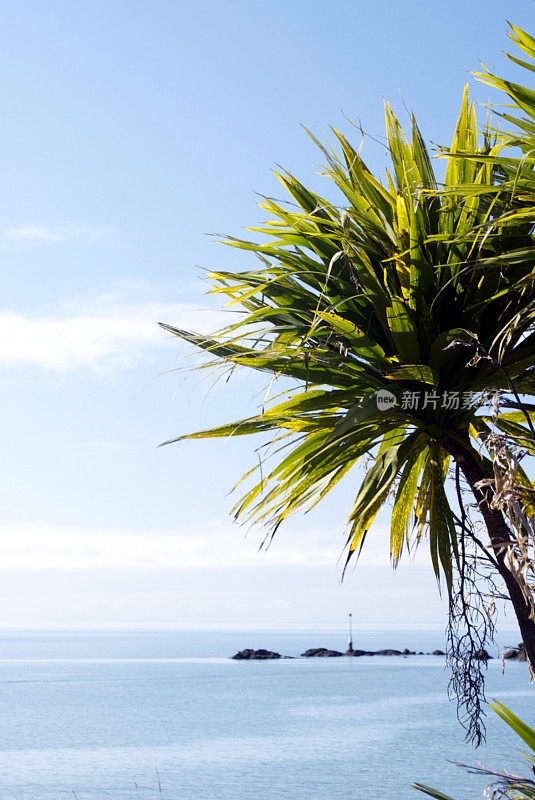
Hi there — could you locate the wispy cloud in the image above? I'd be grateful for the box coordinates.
[0,296,227,372]
[0,519,429,570]
[0,521,341,570]
[2,224,107,244]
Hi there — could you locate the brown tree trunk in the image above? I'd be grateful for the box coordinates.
[444,435,535,673]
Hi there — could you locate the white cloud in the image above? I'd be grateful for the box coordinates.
[0,520,336,570]
[0,298,228,372]
[0,519,430,570]
[2,224,107,243]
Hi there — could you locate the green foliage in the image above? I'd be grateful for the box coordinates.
[161,28,535,597]
[445,24,535,230]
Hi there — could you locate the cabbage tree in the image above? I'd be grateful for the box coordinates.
[161,36,535,743]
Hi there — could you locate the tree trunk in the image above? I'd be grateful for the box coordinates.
[444,435,535,673]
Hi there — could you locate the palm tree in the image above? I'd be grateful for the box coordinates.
[161,35,535,740]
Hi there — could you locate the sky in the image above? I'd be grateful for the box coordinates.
[0,0,533,629]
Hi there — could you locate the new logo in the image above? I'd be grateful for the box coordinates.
[376,389,397,410]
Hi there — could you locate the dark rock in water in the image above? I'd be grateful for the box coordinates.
[432,649,446,656]
[345,648,375,656]
[232,648,281,660]
[301,648,343,657]
[474,649,492,660]
[346,647,417,657]
[418,652,424,655]
[503,644,527,661]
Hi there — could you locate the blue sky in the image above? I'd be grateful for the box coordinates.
[0,0,532,628]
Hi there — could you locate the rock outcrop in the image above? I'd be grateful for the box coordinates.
[232,645,448,659]
[375,648,403,656]
[345,647,418,656]
[503,644,527,661]
[347,647,443,656]
[345,648,375,656]
[301,648,343,657]
[232,648,281,660]
[474,649,492,660]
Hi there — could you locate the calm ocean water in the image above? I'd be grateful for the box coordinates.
[0,628,531,800]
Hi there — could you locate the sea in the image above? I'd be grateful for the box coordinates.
[0,627,532,800]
